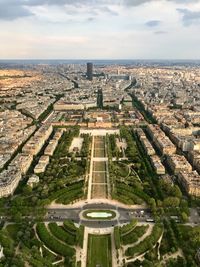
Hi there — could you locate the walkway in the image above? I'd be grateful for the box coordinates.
[87,136,94,200]
[81,135,112,267]
[90,136,110,200]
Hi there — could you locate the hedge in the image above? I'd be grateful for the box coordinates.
[48,223,76,246]
[76,225,84,248]
[56,188,83,204]
[114,227,121,249]
[126,223,163,257]
[49,181,83,201]
[120,219,137,236]
[36,223,75,257]
[122,225,149,245]
[63,220,77,235]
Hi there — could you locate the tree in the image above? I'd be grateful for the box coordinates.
[163,197,180,208]
[172,185,182,198]
[157,200,163,207]
[23,185,32,195]
[13,212,22,223]
[191,227,200,243]
[180,199,189,214]
[149,198,156,213]
[181,212,188,223]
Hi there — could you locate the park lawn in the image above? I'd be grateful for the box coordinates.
[94,147,106,158]
[93,161,106,172]
[93,136,106,158]
[87,234,112,267]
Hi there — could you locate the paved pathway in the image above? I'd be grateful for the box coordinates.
[48,198,147,210]
[122,223,153,251]
[87,136,94,200]
[161,248,184,264]
[81,227,89,267]
[81,135,115,267]
[79,134,148,267]
[110,227,119,267]
[125,229,164,264]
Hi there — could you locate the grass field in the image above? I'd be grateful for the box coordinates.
[93,172,106,183]
[94,149,106,157]
[92,159,107,198]
[87,234,112,267]
[93,136,106,157]
[93,161,106,171]
[91,184,107,198]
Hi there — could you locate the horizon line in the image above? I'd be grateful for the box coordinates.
[1,58,200,61]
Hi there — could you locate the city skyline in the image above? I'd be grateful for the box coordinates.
[1,0,200,59]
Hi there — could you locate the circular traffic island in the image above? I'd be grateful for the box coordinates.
[82,210,117,220]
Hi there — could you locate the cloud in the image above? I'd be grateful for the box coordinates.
[169,0,200,3]
[26,0,149,7]
[0,0,33,20]
[123,0,200,7]
[145,20,161,27]
[177,8,200,26]
[87,17,95,22]
[123,0,150,6]
[154,31,168,34]
[0,0,120,21]
[0,0,200,21]
[100,6,119,16]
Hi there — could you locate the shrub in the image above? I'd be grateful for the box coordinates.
[126,223,163,257]
[36,223,75,257]
[114,227,121,249]
[48,223,76,246]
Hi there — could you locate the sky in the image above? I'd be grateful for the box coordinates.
[0,0,200,59]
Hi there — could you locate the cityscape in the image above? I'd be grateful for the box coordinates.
[0,60,200,267]
[1,0,200,267]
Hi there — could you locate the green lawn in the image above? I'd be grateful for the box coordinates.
[94,148,106,158]
[93,161,106,172]
[93,136,106,158]
[87,234,112,267]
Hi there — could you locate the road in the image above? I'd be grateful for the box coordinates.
[45,203,152,227]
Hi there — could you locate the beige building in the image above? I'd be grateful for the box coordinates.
[10,153,33,175]
[167,154,192,174]
[150,155,165,175]
[44,139,58,156]
[147,124,176,155]
[23,124,53,156]
[34,155,49,174]
[178,171,200,197]
[27,174,39,188]
[54,100,96,110]
[0,167,21,197]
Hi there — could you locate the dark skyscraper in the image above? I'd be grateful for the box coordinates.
[97,88,103,109]
[87,62,93,81]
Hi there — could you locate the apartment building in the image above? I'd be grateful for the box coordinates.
[178,170,200,197]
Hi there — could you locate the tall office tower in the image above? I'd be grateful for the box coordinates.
[97,88,103,109]
[87,62,93,81]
